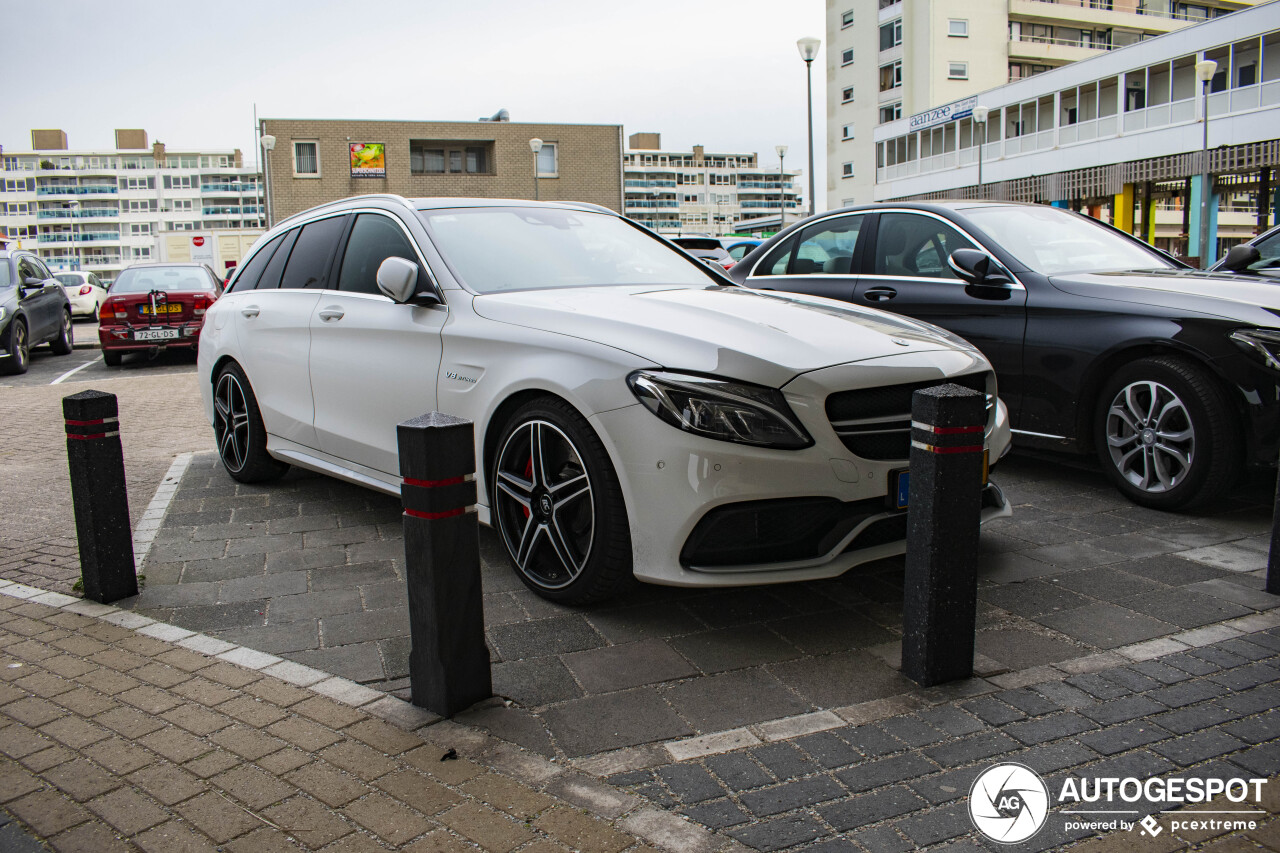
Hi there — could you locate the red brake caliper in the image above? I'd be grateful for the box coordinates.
[522,456,533,519]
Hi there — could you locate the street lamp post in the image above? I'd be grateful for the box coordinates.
[67,199,79,271]
[972,106,989,199]
[1196,59,1218,268]
[529,138,543,201]
[796,37,821,217]
[776,145,788,233]
[259,134,276,228]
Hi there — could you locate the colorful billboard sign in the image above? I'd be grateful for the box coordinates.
[350,143,386,178]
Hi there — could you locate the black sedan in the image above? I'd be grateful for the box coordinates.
[0,249,74,375]
[728,202,1280,510]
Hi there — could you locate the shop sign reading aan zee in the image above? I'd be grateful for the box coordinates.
[909,96,978,132]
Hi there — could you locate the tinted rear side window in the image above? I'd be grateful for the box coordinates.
[280,216,347,290]
[227,233,285,293]
[256,228,299,291]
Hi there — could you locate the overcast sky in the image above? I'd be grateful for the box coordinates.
[5,0,826,198]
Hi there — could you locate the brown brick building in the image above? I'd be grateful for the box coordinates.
[259,118,624,224]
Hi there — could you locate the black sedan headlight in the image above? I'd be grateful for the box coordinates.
[627,370,812,449]
[1230,329,1280,371]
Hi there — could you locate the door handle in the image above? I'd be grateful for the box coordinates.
[318,307,345,322]
[863,287,898,302]
[240,306,260,318]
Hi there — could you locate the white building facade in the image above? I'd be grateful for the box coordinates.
[0,129,264,284]
[827,0,1264,211]
[623,133,802,236]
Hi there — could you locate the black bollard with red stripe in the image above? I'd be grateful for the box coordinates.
[63,390,137,603]
[901,383,986,687]
[397,412,492,716]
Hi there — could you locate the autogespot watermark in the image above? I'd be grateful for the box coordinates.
[968,763,1269,844]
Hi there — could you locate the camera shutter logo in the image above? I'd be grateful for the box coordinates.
[969,763,1050,843]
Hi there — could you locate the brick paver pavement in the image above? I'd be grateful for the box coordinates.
[0,586,691,853]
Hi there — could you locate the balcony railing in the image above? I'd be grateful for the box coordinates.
[36,209,120,220]
[202,205,261,216]
[624,200,681,209]
[625,180,678,188]
[1028,0,1226,21]
[739,181,793,189]
[36,185,118,196]
[1009,33,1115,50]
[201,183,258,193]
[740,201,800,209]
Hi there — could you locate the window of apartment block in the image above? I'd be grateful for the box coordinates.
[173,199,193,211]
[130,224,151,235]
[842,162,854,177]
[879,102,903,123]
[537,143,558,177]
[842,86,855,103]
[949,19,968,37]
[880,60,903,91]
[842,48,854,66]
[120,177,154,191]
[949,62,969,79]
[842,124,855,140]
[410,140,495,175]
[841,9,854,28]
[880,19,902,50]
[293,141,320,177]
[878,0,899,8]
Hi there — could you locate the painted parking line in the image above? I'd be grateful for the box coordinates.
[50,357,99,385]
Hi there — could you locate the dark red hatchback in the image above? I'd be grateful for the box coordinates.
[98,264,221,366]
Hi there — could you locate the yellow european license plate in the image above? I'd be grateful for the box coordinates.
[140,304,182,315]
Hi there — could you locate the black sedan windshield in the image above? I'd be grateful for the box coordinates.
[965,206,1176,275]
[112,266,213,294]
[417,207,715,293]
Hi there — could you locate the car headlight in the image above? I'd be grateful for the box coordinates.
[1230,329,1280,371]
[627,370,813,449]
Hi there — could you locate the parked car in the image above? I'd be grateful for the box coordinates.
[729,201,1280,510]
[722,238,763,267]
[55,270,108,319]
[98,263,221,366]
[1213,223,1280,278]
[671,235,732,268]
[199,195,1012,603]
[0,249,74,375]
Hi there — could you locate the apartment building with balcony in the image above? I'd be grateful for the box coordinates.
[827,0,1264,211]
[623,133,802,236]
[0,129,263,283]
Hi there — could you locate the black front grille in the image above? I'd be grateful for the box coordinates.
[825,372,991,461]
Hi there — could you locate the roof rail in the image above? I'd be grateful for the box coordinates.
[274,193,415,228]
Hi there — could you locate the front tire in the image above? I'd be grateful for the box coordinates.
[50,310,73,355]
[1095,356,1239,510]
[1,319,29,375]
[213,363,289,483]
[491,397,632,604]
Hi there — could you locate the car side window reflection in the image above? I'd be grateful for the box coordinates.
[792,216,863,275]
[339,214,419,295]
[756,238,794,276]
[873,213,976,280]
[228,232,286,293]
[281,216,347,290]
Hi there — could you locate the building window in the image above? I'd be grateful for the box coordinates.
[949,19,969,37]
[537,142,558,177]
[879,60,903,91]
[880,19,902,50]
[410,140,494,174]
[842,48,854,66]
[293,141,319,177]
[842,162,854,177]
[879,103,903,123]
[948,62,969,80]
[842,86,855,103]
[129,224,150,235]
[841,9,854,28]
[172,199,193,211]
[842,124,856,140]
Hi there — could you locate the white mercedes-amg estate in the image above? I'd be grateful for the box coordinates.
[199,195,1011,603]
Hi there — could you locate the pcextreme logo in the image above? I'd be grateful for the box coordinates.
[968,762,1270,844]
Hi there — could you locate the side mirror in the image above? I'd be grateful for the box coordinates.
[21,277,44,289]
[948,248,1014,300]
[375,256,435,304]
[1219,243,1261,273]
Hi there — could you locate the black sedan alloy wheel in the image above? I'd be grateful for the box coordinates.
[492,398,632,604]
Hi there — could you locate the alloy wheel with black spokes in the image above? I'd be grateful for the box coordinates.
[1,320,28,375]
[1095,356,1238,511]
[492,398,632,604]
[212,363,289,483]
[50,309,73,355]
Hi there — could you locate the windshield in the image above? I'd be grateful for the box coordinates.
[964,206,1176,275]
[111,266,213,294]
[417,207,716,293]
[55,274,83,287]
